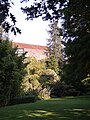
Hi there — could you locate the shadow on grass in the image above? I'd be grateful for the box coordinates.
[0,96,90,120]
[0,108,90,120]
[20,108,90,120]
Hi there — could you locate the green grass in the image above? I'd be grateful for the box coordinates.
[0,96,90,120]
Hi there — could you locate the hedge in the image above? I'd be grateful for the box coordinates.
[8,95,36,106]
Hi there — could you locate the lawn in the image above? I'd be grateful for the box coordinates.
[0,96,90,120]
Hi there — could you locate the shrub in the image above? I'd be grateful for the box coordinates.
[0,39,27,106]
[50,82,81,98]
[8,95,36,105]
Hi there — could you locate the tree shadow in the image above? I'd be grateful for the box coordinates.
[0,97,90,120]
[14,108,90,120]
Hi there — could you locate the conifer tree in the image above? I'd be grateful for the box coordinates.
[0,39,27,106]
[46,21,63,75]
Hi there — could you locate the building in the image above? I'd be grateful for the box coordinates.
[12,42,47,60]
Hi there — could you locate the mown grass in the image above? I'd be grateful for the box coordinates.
[0,96,90,120]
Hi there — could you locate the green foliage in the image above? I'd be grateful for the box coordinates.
[51,81,82,98]
[82,74,90,86]
[22,58,59,100]
[9,95,36,106]
[0,0,21,34]
[21,0,65,20]
[0,39,27,106]
[0,0,65,34]
[46,21,63,75]
[82,74,90,95]
[22,58,46,99]
[22,58,45,91]
[38,69,59,99]
[46,55,59,75]
[61,1,90,91]
[21,0,90,92]
[39,69,59,85]
[62,0,90,40]
[1,0,90,94]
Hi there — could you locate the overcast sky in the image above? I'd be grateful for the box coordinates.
[9,0,49,46]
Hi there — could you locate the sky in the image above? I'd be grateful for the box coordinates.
[9,0,50,46]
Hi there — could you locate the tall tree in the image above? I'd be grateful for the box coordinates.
[61,0,90,91]
[0,39,27,106]
[46,21,63,75]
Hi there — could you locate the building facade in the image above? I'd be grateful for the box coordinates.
[12,42,47,60]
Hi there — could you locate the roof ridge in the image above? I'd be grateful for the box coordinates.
[12,42,47,50]
[13,41,46,46]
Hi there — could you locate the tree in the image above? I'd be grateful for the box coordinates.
[46,20,63,75]
[0,0,21,35]
[0,26,3,39]
[22,57,59,99]
[61,0,90,91]
[39,69,59,85]
[22,58,46,95]
[0,39,27,106]
[1,0,90,91]
[39,68,59,99]
[21,0,65,20]
[0,0,66,34]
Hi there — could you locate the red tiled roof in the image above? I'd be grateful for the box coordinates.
[12,42,47,50]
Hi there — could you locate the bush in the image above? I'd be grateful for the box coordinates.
[50,82,81,98]
[8,95,36,105]
[0,39,27,106]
